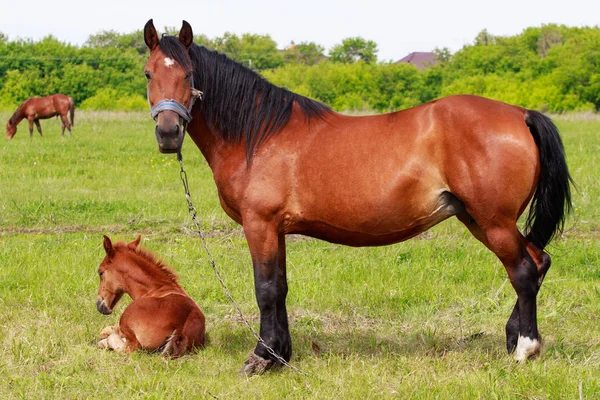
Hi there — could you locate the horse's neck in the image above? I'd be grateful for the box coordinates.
[187,112,246,170]
[9,108,25,126]
[121,257,181,300]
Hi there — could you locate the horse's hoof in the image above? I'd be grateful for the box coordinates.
[97,338,109,349]
[240,352,274,376]
[514,336,541,362]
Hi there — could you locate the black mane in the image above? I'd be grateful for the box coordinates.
[158,36,331,158]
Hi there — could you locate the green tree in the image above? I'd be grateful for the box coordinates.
[85,30,147,55]
[283,42,325,65]
[329,37,378,64]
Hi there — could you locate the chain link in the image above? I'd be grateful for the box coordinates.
[177,152,307,375]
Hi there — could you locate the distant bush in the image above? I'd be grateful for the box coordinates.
[0,24,599,112]
[79,88,147,111]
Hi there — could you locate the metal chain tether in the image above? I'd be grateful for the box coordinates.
[176,152,307,375]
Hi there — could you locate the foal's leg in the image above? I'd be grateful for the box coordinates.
[34,120,43,136]
[99,324,120,339]
[97,324,141,353]
[242,218,290,375]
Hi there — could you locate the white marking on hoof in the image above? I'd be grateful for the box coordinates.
[164,57,175,67]
[514,335,540,361]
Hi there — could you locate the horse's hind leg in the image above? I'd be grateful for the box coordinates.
[483,227,542,360]
[457,212,543,360]
[505,239,551,352]
[60,114,71,137]
[34,120,42,136]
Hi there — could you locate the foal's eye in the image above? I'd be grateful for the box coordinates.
[144,71,152,81]
[185,71,193,81]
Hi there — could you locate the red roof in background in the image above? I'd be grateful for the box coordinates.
[396,52,438,69]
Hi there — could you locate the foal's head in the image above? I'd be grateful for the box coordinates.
[143,19,196,154]
[96,235,141,315]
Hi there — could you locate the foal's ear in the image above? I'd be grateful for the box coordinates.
[103,235,115,258]
[178,20,194,49]
[144,19,159,51]
[128,235,142,250]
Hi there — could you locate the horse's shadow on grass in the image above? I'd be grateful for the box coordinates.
[294,329,502,359]
[211,322,506,362]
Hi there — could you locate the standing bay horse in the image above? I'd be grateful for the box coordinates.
[143,20,572,374]
[96,235,206,357]
[6,94,75,139]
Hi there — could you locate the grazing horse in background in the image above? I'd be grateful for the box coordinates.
[5,94,75,139]
[142,20,572,374]
[96,235,206,357]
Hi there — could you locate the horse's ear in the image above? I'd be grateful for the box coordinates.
[103,235,115,258]
[179,20,194,49]
[128,235,142,250]
[144,19,159,51]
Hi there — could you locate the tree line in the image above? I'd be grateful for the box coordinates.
[0,24,598,113]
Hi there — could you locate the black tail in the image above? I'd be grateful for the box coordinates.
[69,97,75,127]
[524,110,573,250]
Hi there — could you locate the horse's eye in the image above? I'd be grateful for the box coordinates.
[99,270,104,278]
[185,71,193,81]
[144,71,152,81]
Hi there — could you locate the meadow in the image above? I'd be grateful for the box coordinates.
[0,110,598,399]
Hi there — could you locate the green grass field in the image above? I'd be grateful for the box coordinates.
[0,111,598,399]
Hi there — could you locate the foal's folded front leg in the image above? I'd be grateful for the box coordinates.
[97,325,125,350]
[99,325,120,339]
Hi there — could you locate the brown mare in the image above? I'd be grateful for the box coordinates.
[6,94,75,139]
[96,235,206,357]
[143,20,572,374]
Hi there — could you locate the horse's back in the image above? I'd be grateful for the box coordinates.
[241,95,539,245]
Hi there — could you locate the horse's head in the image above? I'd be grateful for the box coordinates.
[96,235,141,315]
[6,120,16,139]
[144,19,199,154]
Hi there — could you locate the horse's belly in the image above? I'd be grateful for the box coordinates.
[288,190,459,246]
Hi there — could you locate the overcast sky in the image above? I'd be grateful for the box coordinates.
[1,0,598,62]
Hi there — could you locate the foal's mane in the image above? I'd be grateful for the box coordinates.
[114,241,179,284]
[158,36,332,158]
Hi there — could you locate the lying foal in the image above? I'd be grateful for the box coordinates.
[96,235,205,357]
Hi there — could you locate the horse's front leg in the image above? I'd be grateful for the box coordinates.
[34,120,42,136]
[27,118,34,137]
[242,218,290,375]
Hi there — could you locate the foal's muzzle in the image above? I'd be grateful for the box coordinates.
[96,298,113,315]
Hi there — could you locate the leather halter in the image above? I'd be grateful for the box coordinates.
[149,76,203,126]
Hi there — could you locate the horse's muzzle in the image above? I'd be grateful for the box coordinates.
[96,298,113,315]
[155,123,184,154]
